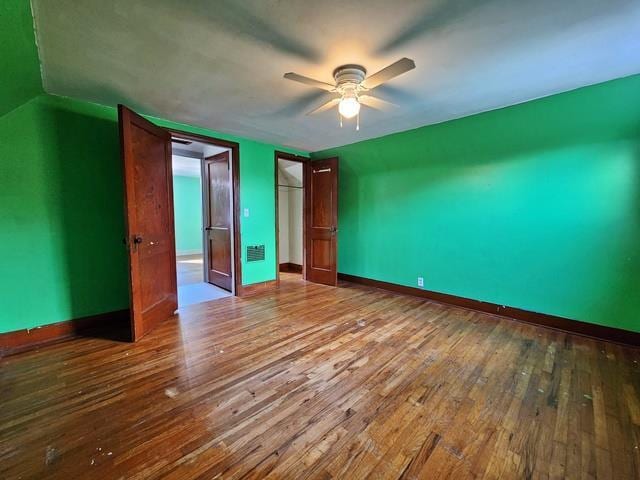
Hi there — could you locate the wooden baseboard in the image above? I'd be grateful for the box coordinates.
[237,279,278,297]
[338,273,640,347]
[0,309,131,357]
[279,262,303,273]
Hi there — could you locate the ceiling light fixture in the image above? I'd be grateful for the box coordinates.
[338,94,360,119]
[338,91,361,130]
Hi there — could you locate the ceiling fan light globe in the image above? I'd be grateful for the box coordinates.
[339,97,360,119]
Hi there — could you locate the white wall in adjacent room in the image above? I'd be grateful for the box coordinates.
[278,160,303,267]
[287,188,303,265]
[278,185,290,264]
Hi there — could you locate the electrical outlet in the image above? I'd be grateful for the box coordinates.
[243,208,250,217]
[417,277,424,288]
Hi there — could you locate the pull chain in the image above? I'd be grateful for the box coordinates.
[356,112,360,131]
[339,110,343,128]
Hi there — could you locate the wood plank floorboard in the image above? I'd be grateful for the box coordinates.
[1,273,639,479]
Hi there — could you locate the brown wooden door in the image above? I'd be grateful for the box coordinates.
[118,105,177,341]
[305,157,339,286]
[204,151,233,291]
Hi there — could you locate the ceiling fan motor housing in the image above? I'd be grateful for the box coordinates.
[333,64,367,92]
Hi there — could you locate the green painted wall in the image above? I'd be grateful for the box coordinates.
[0,95,129,333]
[0,0,42,116]
[0,94,306,333]
[173,174,203,255]
[313,74,640,333]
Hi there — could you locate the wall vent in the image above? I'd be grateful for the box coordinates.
[246,245,265,262]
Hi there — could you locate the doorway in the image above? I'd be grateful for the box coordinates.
[119,105,244,341]
[171,135,235,307]
[275,152,307,282]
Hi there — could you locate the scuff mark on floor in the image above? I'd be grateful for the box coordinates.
[45,446,60,465]
[165,387,179,398]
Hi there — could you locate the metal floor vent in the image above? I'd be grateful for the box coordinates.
[246,245,265,262]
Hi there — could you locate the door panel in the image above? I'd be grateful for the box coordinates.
[311,239,332,270]
[311,170,333,228]
[204,152,233,291]
[305,157,338,286]
[118,105,177,341]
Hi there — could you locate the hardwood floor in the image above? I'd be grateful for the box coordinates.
[177,254,204,286]
[1,274,639,479]
[176,254,230,307]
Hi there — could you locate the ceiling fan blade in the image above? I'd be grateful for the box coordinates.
[359,95,399,110]
[307,97,340,115]
[361,58,416,90]
[284,72,336,92]
[273,90,330,117]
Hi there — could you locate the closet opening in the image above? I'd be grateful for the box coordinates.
[275,152,307,282]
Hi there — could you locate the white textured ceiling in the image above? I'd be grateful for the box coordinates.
[172,138,228,157]
[32,0,640,151]
[278,159,303,187]
[172,155,201,178]
[171,138,228,176]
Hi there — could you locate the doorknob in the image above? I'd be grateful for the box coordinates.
[130,235,143,252]
[330,226,337,234]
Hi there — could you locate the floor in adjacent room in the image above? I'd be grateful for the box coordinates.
[176,254,230,307]
[1,273,639,479]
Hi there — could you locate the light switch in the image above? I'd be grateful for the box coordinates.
[243,208,250,218]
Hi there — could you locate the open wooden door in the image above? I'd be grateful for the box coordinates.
[203,151,233,291]
[305,157,339,286]
[119,105,177,341]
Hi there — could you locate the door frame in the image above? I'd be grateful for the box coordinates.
[274,151,309,285]
[170,129,242,296]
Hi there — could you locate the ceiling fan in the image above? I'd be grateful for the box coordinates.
[284,58,416,130]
